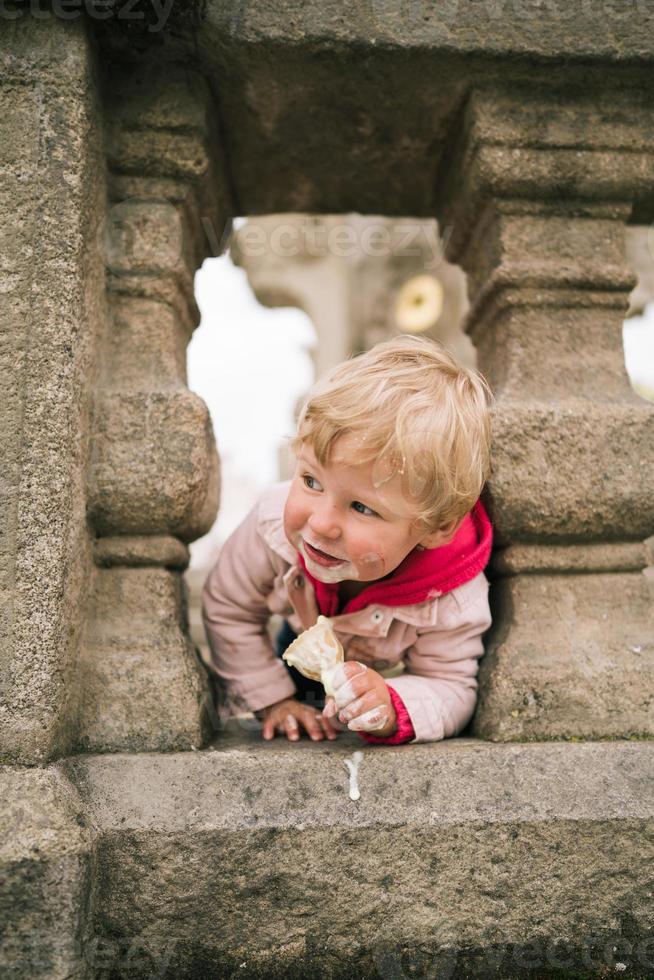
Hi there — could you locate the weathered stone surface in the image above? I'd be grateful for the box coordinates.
[94,535,190,569]
[463,210,635,311]
[78,59,227,756]
[490,540,649,576]
[472,297,636,401]
[77,567,213,753]
[3,736,653,978]
[90,7,654,220]
[474,571,654,740]
[0,766,95,979]
[104,198,190,277]
[104,60,230,269]
[0,20,106,764]
[91,0,654,63]
[201,0,654,62]
[59,735,654,978]
[105,296,189,391]
[436,84,654,739]
[488,399,654,544]
[4,14,654,977]
[89,389,219,540]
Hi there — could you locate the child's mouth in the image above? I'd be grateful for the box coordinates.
[303,540,347,567]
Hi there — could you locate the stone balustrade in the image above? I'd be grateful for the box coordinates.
[2,9,654,977]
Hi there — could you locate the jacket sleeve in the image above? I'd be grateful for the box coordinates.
[201,500,297,714]
[358,686,417,745]
[384,572,492,743]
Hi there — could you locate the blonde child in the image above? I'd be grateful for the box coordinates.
[202,335,493,744]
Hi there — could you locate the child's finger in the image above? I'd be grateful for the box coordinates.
[338,691,378,724]
[333,671,370,710]
[262,716,275,740]
[323,697,337,719]
[284,714,300,741]
[302,711,325,741]
[317,713,338,739]
[348,705,391,733]
[330,661,368,693]
[322,702,348,732]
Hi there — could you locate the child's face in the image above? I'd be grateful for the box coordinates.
[284,435,450,585]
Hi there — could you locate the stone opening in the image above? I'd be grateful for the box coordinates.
[624,225,654,404]
[185,241,316,674]
[185,213,474,733]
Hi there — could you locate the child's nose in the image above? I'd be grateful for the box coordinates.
[308,507,341,539]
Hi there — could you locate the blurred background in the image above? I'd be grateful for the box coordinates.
[186,214,654,660]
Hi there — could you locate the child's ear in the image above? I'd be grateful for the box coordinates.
[419,517,463,550]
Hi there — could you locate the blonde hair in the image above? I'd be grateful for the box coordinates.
[290,335,492,533]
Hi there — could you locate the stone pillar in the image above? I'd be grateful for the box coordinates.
[439,85,654,740]
[81,64,228,752]
[0,21,106,765]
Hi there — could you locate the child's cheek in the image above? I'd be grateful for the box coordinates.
[283,489,305,543]
[354,550,386,576]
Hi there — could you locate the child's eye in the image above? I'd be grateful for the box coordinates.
[352,501,377,517]
[302,474,322,491]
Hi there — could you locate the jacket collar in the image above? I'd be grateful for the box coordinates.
[297,499,493,617]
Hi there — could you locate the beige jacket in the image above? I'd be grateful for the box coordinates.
[202,481,492,743]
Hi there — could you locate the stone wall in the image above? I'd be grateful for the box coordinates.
[0,19,106,765]
[1,8,654,977]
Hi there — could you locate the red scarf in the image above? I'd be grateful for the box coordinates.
[296,499,493,617]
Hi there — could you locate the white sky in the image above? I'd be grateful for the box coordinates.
[623,304,654,393]
[187,252,654,568]
[187,253,315,566]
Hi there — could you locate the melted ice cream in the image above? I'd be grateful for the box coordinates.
[282,615,345,697]
[344,751,364,801]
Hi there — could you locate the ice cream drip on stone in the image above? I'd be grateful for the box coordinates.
[283,618,364,803]
[282,615,344,697]
[344,751,364,801]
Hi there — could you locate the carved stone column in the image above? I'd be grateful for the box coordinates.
[0,21,106,765]
[81,65,228,752]
[439,85,654,740]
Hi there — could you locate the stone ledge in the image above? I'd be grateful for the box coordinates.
[3,736,654,978]
[96,0,654,61]
[63,732,654,832]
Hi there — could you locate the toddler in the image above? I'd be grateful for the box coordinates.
[202,335,493,744]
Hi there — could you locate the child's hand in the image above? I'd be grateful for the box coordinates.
[323,662,397,738]
[260,698,339,742]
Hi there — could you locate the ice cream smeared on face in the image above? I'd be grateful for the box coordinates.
[297,538,359,583]
[282,615,344,697]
